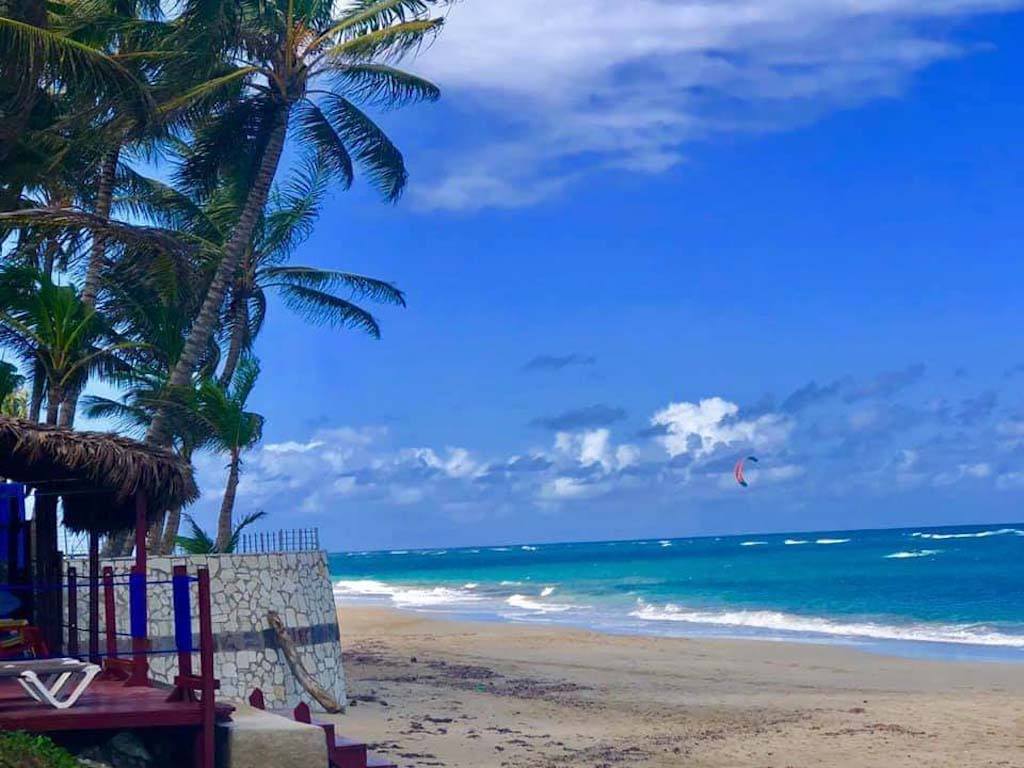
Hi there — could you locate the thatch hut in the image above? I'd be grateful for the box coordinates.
[0,417,197,651]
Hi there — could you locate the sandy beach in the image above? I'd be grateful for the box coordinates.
[325,606,1024,768]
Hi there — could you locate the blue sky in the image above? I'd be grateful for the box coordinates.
[185,2,1024,550]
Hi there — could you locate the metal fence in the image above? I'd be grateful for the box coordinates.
[235,528,320,554]
[61,526,321,556]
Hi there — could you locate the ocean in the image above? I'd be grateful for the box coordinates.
[329,523,1024,662]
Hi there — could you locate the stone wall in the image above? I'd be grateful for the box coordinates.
[64,551,345,711]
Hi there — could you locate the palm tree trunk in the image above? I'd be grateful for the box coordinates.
[81,145,120,308]
[146,107,289,447]
[29,363,44,422]
[52,149,119,431]
[214,449,241,552]
[158,504,182,555]
[217,301,247,387]
[157,444,193,555]
[45,383,60,425]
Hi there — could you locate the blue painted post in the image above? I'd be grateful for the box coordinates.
[172,564,194,682]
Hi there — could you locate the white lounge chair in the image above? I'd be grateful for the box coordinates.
[0,658,101,709]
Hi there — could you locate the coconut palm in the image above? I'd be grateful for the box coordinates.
[0,266,137,425]
[145,0,446,444]
[189,356,264,550]
[118,161,405,386]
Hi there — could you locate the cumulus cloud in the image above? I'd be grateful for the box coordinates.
[650,396,792,458]
[411,0,1022,210]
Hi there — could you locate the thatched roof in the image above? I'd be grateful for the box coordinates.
[0,417,197,534]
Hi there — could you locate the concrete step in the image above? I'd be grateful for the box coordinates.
[216,704,328,768]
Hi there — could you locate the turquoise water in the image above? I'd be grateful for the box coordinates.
[329,524,1024,661]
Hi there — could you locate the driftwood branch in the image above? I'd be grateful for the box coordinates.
[267,610,342,713]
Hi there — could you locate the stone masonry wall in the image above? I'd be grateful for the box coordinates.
[64,551,345,711]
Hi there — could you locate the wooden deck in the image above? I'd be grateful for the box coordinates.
[0,676,231,734]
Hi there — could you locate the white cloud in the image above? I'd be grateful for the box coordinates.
[411,0,1022,210]
[651,396,791,457]
[554,428,638,471]
[541,476,604,500]
[932,462,993,486]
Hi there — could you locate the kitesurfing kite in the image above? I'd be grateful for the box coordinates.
[734,455,758,487]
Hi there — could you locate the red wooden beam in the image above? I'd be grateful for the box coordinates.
[196,567,215,768]
[102,566,117,660]
[88,531,100,663]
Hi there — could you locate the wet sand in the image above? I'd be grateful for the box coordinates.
[324,606,1024,767]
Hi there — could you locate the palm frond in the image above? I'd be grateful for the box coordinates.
[275,283,382,337]
[309,0,446,51]
[0,207,198,259]
[176,513,216,554]
[0,17,153,122]
[321,18,443,63]
[263,266,405,306]
[225,509,267,552]
[294,102,354,187]
[329,63,439,108]
[318,94,406,200]
[261,160,330,259]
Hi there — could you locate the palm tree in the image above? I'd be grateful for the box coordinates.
[119,162,406,386]
[0,265,136,425]
[145,0,447,444]
[0,361,24,402]
[0,361,28,416]
[175,509,266,554]
[189,356,264,550]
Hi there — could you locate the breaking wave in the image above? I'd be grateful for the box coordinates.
[911,528,1023,540]
[630,601,1024,648]
[333,579,482,608]
[885,550,941,559]
[505,594,578,613]
[815,538,850,545]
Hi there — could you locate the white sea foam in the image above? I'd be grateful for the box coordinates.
[816,538,850,545]
[463,583,479,589]
[784,539,808,545]
[389,550,408,555]
[333,579,482,607]
[500,580,523,586]
[491,547,511,552]
[540,586,556,597]
[505,594,575,613]
[630,601,1024,648]
[885,550,942,559]
[521,545,538,551]
[658,540,673,548]
[741,541,767,547]
[910,528,1024,540]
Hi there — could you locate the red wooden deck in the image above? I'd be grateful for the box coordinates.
[0,676,231,735]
